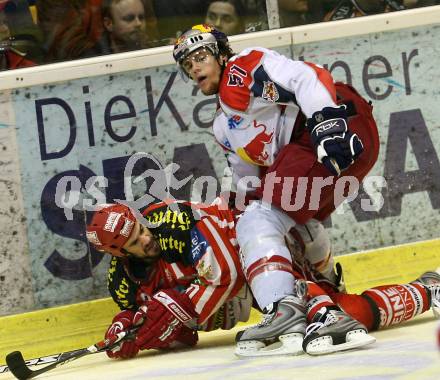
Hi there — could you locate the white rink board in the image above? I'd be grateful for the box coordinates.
[1,314,439,380]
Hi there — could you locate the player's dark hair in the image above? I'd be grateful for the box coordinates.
[218,39,235,59]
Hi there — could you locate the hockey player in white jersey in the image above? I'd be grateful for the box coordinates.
[173,24,380,356]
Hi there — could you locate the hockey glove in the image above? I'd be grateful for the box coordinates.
[307,105,364,176]
[105,310,139,359]
[133,289,198,350]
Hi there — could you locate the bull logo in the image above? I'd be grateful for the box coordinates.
[237,120,273,166]
[262,81,279,102]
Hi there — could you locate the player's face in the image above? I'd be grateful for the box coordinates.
[205,2,242,35]
[182,48,224,95]
[122,221,161,259]
[105,0,147,49]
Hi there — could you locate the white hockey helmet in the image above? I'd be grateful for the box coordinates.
[173,24,229,78]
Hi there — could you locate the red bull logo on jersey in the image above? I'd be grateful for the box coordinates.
[237,120,274,166]
[262,81,279,102]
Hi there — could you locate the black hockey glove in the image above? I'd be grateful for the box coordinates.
[307,105,364,176]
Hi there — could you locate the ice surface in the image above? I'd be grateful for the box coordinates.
[1,314,439,380]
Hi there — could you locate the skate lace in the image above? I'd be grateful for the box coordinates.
[304,311,338,338]
[257,311,275,327]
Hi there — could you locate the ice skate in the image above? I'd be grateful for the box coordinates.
[235,281,307,358]
[416,270,440,318]
[303,307,376,355]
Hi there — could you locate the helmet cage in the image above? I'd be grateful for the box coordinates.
[173,28,224,81]
[177,45,219,81]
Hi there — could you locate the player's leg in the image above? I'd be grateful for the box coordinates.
[303,282,376,355]
[360,271,440,328]
[331,271,440,333]
[234,202,307,357]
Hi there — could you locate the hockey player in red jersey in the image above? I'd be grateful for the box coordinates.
[172,24,381,356]
[86,199,440,358]
[86,199,252,358]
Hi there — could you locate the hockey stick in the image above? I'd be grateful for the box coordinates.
[5,328,137,380]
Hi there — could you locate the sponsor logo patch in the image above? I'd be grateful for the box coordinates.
[227,115,243,129]
[196,259,213,280]
[190,227,208,263]
[104,212,122,232]
[120,219,134,237]
[154,291,193,322]
[262,81,279,102]
[86,231,101,245]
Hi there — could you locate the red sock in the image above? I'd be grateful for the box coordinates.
[362,282,430,329]
[331,293,377,330]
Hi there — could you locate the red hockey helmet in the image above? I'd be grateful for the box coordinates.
[86,204,136,257]
[0,1,15,13]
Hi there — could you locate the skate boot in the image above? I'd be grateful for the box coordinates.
[303,307,376,355]
[235,280,307,357]
[416,270,440,318]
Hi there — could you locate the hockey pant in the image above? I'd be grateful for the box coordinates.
[255,82,380,224]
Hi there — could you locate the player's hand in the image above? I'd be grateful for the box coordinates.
[105,310,139,359]
[133,289,198,350]
[307,105,364,176]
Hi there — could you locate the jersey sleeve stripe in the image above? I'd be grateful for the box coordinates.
[186,218,243,324]
[303,61,337,102]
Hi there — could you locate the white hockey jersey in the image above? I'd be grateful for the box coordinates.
[213,47,338,187]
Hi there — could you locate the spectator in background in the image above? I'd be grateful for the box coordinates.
[277,0,310,27]
[100,0,159,53]
[0,0,38,70]
[241,0,268,32]
[36,0,103,62]
[152,0,205,45]
[324,0,404,21]
[205,0,246,35]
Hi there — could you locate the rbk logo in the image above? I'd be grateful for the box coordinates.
[315,121,339,134]
[227,64,247,87]
[314,119,346,135]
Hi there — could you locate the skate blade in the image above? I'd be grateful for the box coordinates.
[306,329,376,356]
[235,333,304,358]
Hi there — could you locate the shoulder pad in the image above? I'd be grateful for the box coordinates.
[219,50,264,112]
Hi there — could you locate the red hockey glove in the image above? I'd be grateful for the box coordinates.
[166,325,199,349]
[105,310,139,359]
[133,289,198,350]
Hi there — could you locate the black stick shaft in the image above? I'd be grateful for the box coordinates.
[6,328,137,380]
